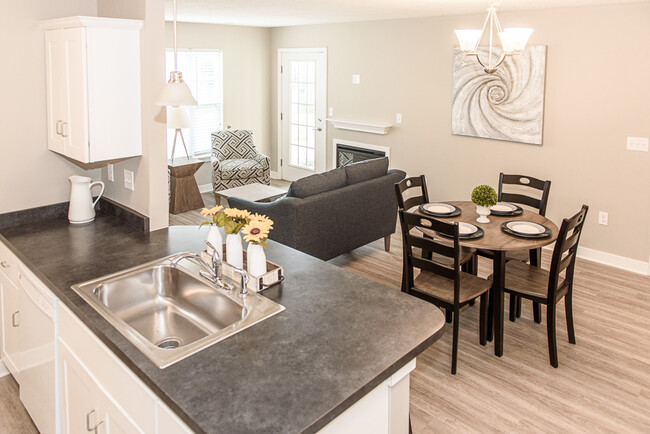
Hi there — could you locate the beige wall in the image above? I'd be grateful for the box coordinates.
[97,0,169,230]
[0,0,100,213]
[168,22,272,187]
[270,3,650,262]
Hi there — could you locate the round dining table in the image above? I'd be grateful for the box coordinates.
[417,201,559,357]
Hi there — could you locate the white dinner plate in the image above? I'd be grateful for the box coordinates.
[505,221,546,235]
[490,202,517,212]
[458,222,479,235]
[423,203,455,215]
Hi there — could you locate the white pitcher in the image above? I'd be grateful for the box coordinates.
[68,176,105,224]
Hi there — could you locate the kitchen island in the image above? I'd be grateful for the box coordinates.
[0,213,445,433]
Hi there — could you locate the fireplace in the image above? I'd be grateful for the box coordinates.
[335,141,390,168]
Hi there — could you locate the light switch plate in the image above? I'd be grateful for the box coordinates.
[107,163,114,182]
[626,136,649,152]
[328,107,334,116]
[396,113,402,124]
[352,74,360,85]
[598,211,608,226]
[124,169,134,191]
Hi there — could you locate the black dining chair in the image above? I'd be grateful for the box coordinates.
[395,177,478,320]
[492,205,587,367]
[399,210,491,374]
[479,173,551,322]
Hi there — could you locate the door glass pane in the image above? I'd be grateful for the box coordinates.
[289,60,316,170]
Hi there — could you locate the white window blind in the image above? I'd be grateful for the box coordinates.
[165,49,223,158]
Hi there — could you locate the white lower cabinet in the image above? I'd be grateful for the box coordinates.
[0,271,22,379]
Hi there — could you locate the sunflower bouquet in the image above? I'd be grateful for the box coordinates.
[241,213,274,248]
[200,205,227,227]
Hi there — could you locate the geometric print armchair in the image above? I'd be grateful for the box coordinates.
[210,129,270,192]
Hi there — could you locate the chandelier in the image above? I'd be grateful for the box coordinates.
[454,0,533,74]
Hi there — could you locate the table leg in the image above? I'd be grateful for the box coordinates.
[492,250,505,357]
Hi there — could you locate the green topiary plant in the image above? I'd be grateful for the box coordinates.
[471,185,498,208]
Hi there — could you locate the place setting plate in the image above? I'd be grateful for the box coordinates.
[489,202,523,216]
[501,220,551,239]
[419,202,462,218]
[436,222,484,240]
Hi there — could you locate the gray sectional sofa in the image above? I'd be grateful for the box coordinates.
[227,157,406,261]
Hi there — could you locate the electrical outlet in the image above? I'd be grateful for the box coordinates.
[396,113,402,124]
[124,169,134,191]
[107,163,114,182]
[328,107,334,116]
[598,211,608,226]
[352,74,360,85]
[626,136,649,152]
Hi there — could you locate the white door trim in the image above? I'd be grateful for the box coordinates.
[276,47,327,180]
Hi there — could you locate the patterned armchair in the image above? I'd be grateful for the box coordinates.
[211,130,270,192]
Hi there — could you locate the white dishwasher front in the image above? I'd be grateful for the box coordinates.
[17,264,58,434]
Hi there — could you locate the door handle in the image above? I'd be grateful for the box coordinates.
[86,409,104,433]
[312,127,322,132]
[56,120,63,136]
[61,122,68,138]
[1,261,9,268]
[12,311,19,327]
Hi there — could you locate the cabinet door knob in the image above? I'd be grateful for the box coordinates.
[86,409,104,433]
[0,261,9,268]
[12,311,20,327]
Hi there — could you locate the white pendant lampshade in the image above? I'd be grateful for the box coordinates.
[166,106,191,129]
[156,72,198,107]
[454,29,482,52]
[499,28,534,53]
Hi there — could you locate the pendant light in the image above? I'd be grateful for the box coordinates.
[155,0,197,106]
[454,0,533,74]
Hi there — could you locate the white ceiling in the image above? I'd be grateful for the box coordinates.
[165,0,646,27]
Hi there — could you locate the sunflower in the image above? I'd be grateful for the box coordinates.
[248,213,274,231]
[223,208,251,221]
[200,205,224,217]
[242,219,271,245]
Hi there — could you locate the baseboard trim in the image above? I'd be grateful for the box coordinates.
[543,245,649,275]
[270,171,280,180]
[198,183,213,194]
[0,360,9,378]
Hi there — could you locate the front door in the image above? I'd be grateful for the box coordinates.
[279,49,327,181]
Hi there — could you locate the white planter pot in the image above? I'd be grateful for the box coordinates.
[476,205,491,223]
[206,225,223,255]
[246,243,267,277]
[226,233,244,269]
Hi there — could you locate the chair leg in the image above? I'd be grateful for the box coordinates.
[547,304,558,368]
[486,289,494,342]
[384,235,391,252]
[509,294,516,322]
[533,302,542,323]
[479,292,488,346]
[515,296,522,318]
[451,308,460,375]
[445,309,452,323]
[565,291,576,344]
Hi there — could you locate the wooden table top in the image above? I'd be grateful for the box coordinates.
[417,201,559,251]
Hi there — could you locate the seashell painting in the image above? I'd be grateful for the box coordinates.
[452,46,547,145]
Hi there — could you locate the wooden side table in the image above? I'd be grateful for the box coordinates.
[168,158,205,214]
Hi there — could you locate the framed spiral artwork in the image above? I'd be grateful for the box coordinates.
[451,46,547,145]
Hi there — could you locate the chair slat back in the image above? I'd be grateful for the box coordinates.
[399,210,462,304]
[395,175,429,211]
[548,205,589,299]
[498,173,551,216]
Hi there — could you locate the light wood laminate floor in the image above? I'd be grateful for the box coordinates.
[0,374,38,433]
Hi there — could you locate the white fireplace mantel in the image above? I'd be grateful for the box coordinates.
[327,119,392,135]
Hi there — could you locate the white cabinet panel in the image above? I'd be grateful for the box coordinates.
[42,16,142,164]
[0,274,21,379]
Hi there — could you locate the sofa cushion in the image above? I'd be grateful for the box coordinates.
[218,159,266,180]
[345,157,389,185]
[286,167,347,199]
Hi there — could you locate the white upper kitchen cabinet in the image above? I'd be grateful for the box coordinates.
[41,16,143,164]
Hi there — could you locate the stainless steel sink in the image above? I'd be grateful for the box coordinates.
[71,255,284,368]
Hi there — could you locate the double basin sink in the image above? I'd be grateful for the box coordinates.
[72,255,285,368]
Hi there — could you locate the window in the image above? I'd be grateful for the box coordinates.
[165,49,223,158]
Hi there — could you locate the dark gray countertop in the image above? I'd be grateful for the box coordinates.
[0,215,445,433]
